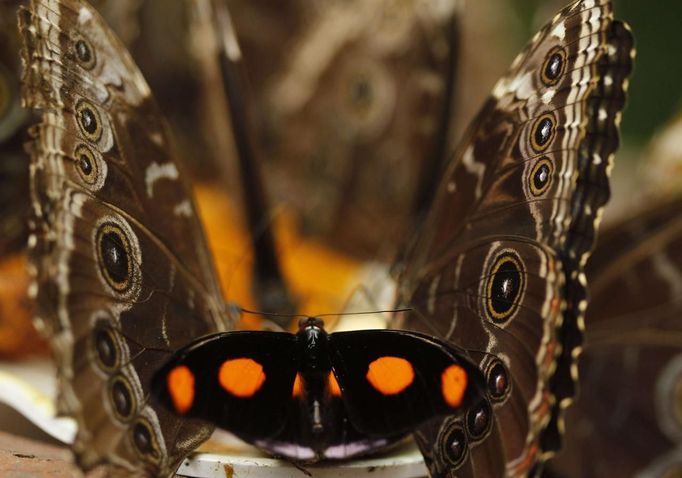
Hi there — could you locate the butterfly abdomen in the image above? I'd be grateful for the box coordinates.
[288,318,341,451]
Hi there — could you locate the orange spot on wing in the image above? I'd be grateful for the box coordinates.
[292,373,303,397]
[366,356,414,395]
[441,364,468,407]
[328,372,342,396]
[167,365,195,414]
[219,358,266,397]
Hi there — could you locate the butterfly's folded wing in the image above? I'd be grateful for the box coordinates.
[394,0,634,476]
[328,329,488,436]
[546,197,682,477]
[226,0,461,260]
[19,0,233,474]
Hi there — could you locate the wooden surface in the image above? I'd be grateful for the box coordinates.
[0,430,106,478]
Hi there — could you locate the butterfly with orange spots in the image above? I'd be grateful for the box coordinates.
[152,317,488,462]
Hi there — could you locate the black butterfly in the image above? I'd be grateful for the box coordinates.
[152,317,489,462]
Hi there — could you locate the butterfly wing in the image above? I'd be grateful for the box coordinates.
[545,197,682,477]
[328,329,488,436]
[153,331,298,442]
[394,0,634,476]
[228,0,460,260]
[19,0,233,474]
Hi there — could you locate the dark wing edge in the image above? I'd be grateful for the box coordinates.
[541,17,635,457]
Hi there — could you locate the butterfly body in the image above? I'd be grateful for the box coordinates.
[153,318,490,462]
[256,317,377,461]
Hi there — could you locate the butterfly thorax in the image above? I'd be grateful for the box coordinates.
[293,317,334,437]
[296,317,332,375]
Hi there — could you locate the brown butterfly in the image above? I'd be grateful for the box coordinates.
[19,0,233,474]
[393,0,634,475]
[227,0,461,261]
[0,0,151,359]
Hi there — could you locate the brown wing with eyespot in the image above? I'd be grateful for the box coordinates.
[401,237,563,477]
[393,0,634,476]
[19,0,233,475]
[0,0,144,260]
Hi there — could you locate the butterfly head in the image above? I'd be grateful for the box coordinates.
[297,316,325,332]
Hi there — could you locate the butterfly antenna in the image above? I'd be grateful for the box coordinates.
[239,307,309,329]
[210,1,296,324]
[316,308,412,319]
